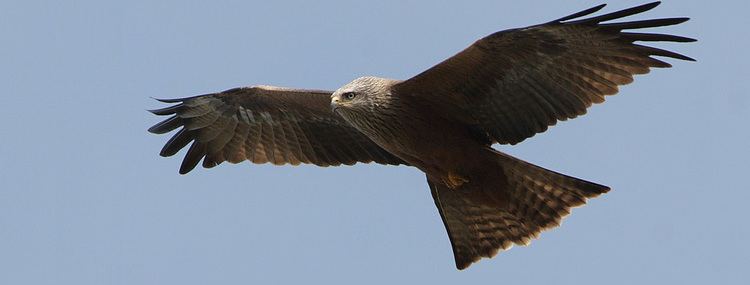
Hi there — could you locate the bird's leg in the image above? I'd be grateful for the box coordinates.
[442,171,469,189]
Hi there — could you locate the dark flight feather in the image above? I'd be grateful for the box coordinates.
[551,4,607,22]
[565,1,661,25]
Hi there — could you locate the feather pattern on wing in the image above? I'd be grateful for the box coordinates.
[394,1,695,145]
[149,86,405,174]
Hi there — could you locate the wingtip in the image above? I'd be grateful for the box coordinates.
[147,125,160,134]
[178,142,205,174]
[629,1,662,14]
[148,104,182,116]
[669,51,696,62]
[553,3,606,23]
[151,96,184,103]
[672,35,697,43]
[148,116,182,134]
[644,1,662,10]
[159,144,176,157]
[591,3,607,12]
[179,160,196,174]
[673,17,691,24]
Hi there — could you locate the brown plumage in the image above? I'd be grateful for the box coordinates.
[148,86,405,173]
[148,2,694,270]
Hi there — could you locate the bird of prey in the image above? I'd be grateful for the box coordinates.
[148,2,694,269]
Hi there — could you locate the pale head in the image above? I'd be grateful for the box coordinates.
[330,76,398,115]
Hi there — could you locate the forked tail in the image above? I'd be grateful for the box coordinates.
[428,149,610,269]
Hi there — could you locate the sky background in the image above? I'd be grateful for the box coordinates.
[1,0,747,284]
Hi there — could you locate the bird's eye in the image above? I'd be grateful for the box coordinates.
[343,92,356,100]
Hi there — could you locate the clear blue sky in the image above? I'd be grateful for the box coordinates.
[1,0,747,284]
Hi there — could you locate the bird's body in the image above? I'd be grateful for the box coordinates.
[333,77,482,188]
[149,2,694,269]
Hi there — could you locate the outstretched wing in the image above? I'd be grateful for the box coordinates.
[394,2,695,145]
[148,86,405,174]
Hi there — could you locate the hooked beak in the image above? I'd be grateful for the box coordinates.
[330,96,340,113]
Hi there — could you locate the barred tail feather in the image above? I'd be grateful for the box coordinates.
[428,149,609,269]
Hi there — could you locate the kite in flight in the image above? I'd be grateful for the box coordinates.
[149,2,694,269]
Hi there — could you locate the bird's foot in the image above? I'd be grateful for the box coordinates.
[443,171,469,189]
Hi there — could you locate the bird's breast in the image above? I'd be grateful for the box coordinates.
[348,100,486,179]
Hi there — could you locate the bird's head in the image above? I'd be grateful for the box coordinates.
[330,76,397,117]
